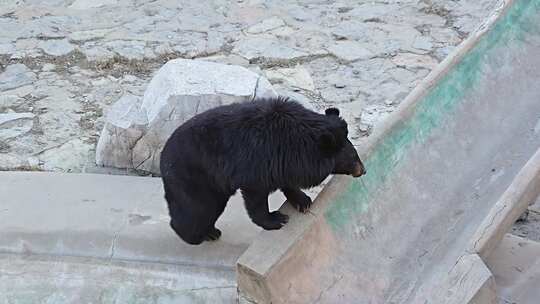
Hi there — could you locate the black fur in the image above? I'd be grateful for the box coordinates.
[160,96,365,245]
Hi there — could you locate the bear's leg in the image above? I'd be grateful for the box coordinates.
[241,189,289,230]
[204,198,227,241]
[165,179,228,245]
[169,199,226,245]
[281,187,313,213]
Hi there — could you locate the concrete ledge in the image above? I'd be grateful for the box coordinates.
[486,234,540,303]
[428,254,497,304]
[0,171,285,269]
[236,176,349,304]
[469,147,540,259]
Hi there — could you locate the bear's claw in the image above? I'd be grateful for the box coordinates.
[204,227,222,241]
[292,194,313,213]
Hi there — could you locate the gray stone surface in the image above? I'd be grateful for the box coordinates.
[264,65,315,91]
[105,40,147,60]
[96,59,277,173]
[95,93,146,169]
[233,37,311,62]
[0,64,36,91]
[38,39,75,56]
[70,0,118,9]
[0,112,34,140]
[0,0,499,173]
[246,17,286,34]
[327,40,374,62]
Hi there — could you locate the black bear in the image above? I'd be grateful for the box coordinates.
[160,96,365,245]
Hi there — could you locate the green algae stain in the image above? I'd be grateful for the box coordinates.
[325,0,540,232]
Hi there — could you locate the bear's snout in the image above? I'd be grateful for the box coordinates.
[352,161,366,177]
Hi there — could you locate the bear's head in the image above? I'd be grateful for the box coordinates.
[320,108,366,178]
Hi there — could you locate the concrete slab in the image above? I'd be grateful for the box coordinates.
[238,0,540,302]
[0,253,236,304]
[0,171,286,268]
[429,254,496,304]
[486,234,540,304]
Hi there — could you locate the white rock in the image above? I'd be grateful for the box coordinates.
[360,104,394,127]
[122,75,139,83]
[81,45,115,62]
[0,112,34,125]
[38,39,75,56]
[90,78,110,87]
[391,53,438,70]
[105,40,146,60]
[265,65,315,91]
[331,20,371,41]
[69,29,111,42]
[0,64,37,91]
[347,3,394,21]
[96,59,276,173]
[153,43,174,56]
[69,0,117,9]
[412,36,434,51]
[372,80,409,104]
[0,154,31,170]
[95,94,147,168]
[269,26,295,37]
[38,138,93,172]
[42,63,56,72]
[105,94,148,129]
[0,95,21,108]
[328,41,374,62]
[233,37,309,61]
[430,28,461,44]
[0,112,35,140]
[0,43,15,55]
[246,17,286,34]
[199,54,250,66]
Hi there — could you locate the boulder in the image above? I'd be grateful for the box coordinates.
[96,59,277,173]
[95,93,147,169]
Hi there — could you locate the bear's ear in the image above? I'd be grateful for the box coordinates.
[319,132,338,156]
[325,108,340,116]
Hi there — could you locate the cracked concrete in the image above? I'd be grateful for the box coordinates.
[0,0,500,173]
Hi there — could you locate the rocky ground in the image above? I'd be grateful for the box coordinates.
[0,0,501,174]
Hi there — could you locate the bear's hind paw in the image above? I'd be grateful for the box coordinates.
[204,227,222,241]
[260,211,289,230]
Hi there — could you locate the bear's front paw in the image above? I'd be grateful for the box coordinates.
[261,211,289,230]
[290,192,313,213]
[204,227,222,241]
